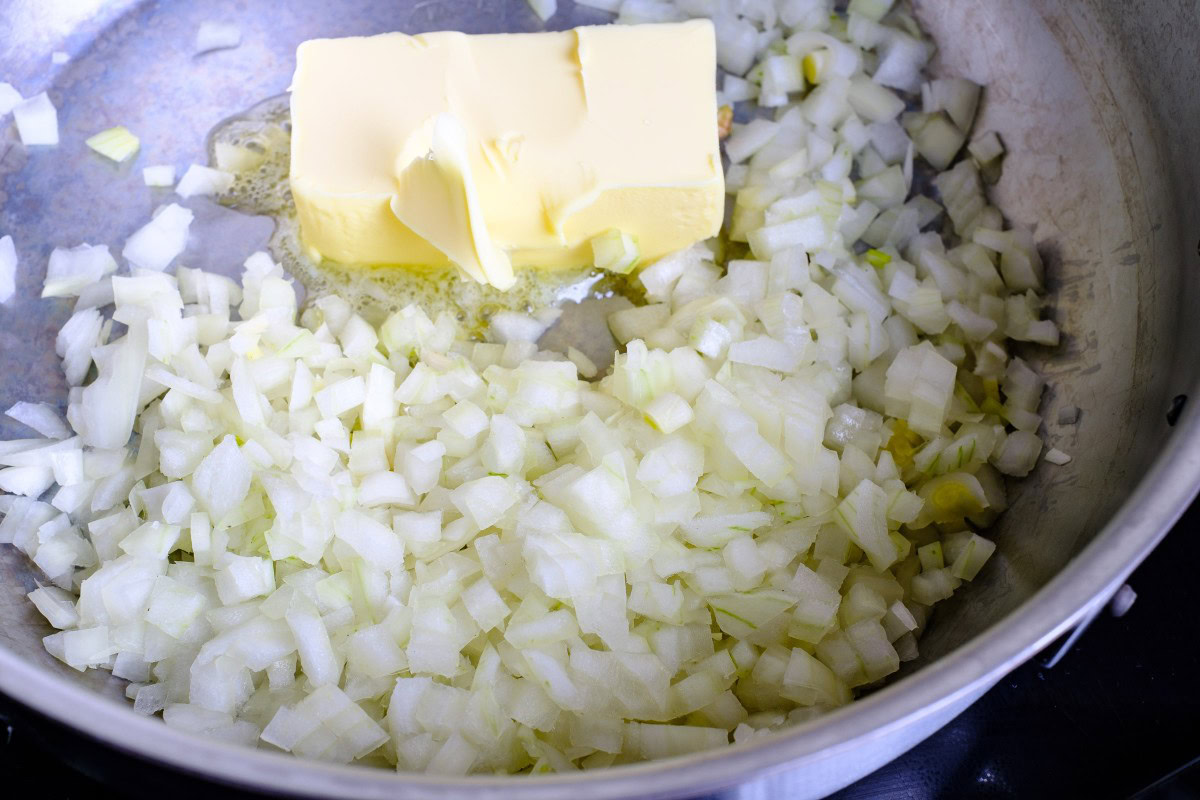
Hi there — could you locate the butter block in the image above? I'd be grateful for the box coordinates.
[289,21,724,285]
[391,114,516,289]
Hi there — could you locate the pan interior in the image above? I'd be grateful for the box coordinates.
[0,0,1194,793]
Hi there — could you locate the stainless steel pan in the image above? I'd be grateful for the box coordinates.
[1,0,1198,797]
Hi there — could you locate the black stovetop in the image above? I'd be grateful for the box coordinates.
[4,502,1200,800]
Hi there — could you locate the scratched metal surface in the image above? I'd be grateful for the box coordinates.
[0,1,1198,798]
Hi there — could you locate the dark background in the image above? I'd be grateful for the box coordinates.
[2,501,1199,800]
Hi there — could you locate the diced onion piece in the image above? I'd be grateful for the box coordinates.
[884,343,956,437]
[490,310,554,344]
[917,541,944,572]
[5,402,71,439]
[1044,447,1071,466]
[42,243,117,298]
[969,131,1005,165]
[948,533,996,580]
[566,346,598,379]
[592,229,640,274]
[176,164,235,198]
[724,118,779,164]
[626,722,728,760]
[122,204,193,272]
[922,77,981,132]
[527,0,557,21]
[13,92,59,146]
[992,430,1043,477]
[918,472,988,523]
[848,76,905,122]
[0,235,16,304]
[904,112,965,171]
[847,0,895,20]
[0,465,55,497]
[85,126,140,163]
[911,568,960,606]
[608,304,668,345]
[873,32,930,92]
[722,74,758,102]
[763,54,805,98]
[29,584,79,629]
[834,480,896,571]
[643,392,694,434]
[142,165,177,187]
[714,15,758,76]
[195,21,242,54]
[214,142,265,172]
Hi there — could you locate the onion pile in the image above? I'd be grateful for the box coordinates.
[0,0,1060,774]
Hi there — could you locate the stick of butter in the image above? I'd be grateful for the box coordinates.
[289,21,724,288]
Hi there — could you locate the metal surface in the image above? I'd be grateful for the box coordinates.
[0,0,1197,797]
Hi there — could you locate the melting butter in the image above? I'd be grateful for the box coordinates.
[204,94,629,338]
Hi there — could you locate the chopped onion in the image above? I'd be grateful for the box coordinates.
[5,402,71,439]
[42,243,117,298]
[527,0,558,21]
[847,0,894,19]
[213,142,264,173]
[721,74,758,102]
[175,164,235,198]
[969,130,1004,164]
[13,92,58,146]
[195,22,242,54]
[922,77,981,133]
[490,310,558,344]
[0,235,16,304]
[29,584,79,628]
[1044,447,1071,466]
[591,229,640,274]
[85,126,140,163]
[904,111,965,171]
[0,0,1060,774]
[122,204,193,272]
[714,16,761,76]
[992,430,1043,476]
[142,165,177,187]
[0,465,55,498]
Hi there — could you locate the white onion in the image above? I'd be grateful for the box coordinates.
[122,204,193,272]
[847,0,894,21]
[42,243,118,298]
[143,165,177,187]
[527,0,558,21]
[968,131,1005,166]
[1044,447,1071,466]
[0,0,1060,775]
[4,402,72,439]
[0,235,16,304]
[85,126,140,163]
[195,22,242,54]
[175,164,235,198]
[13,92,58,146]
[922,77,981,133]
